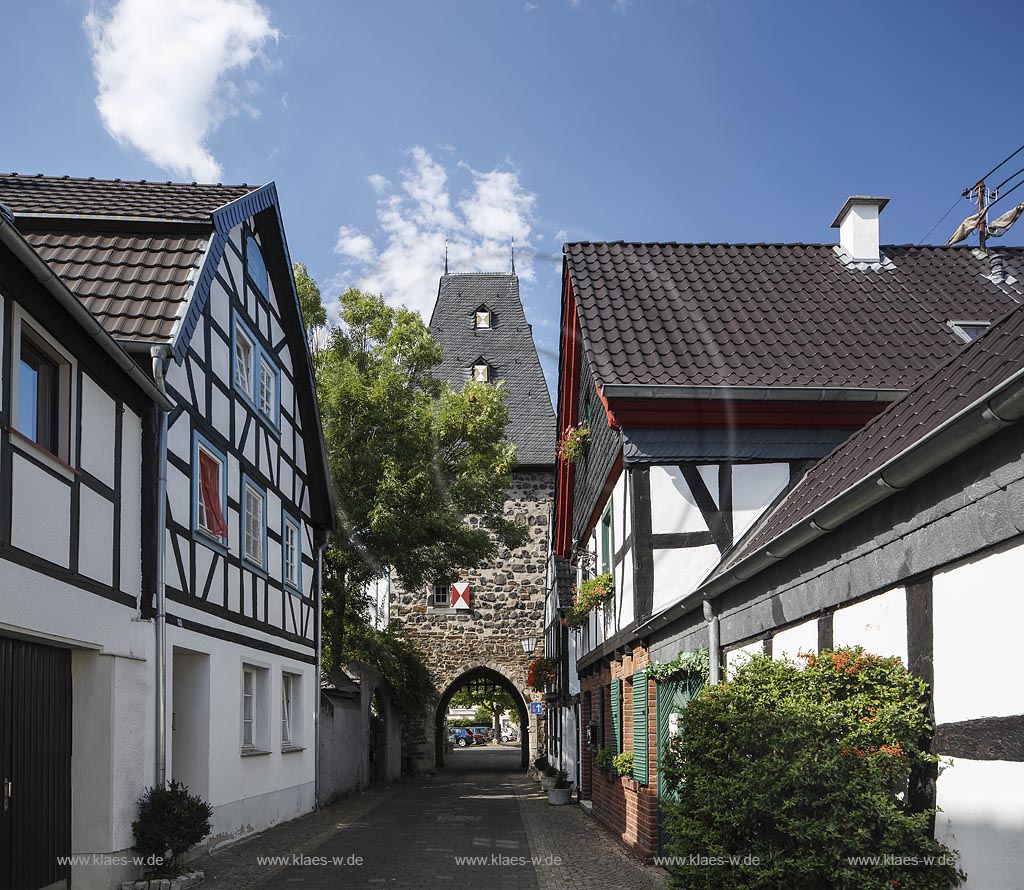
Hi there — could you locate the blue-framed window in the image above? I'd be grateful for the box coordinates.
[241,474,268,571]
[192,432,228,549]
[232,313,280,428]
[246,233,269,298]
[282,510,302,593]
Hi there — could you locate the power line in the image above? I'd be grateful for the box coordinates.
[994,164,1024,192]
[919,195,965,244]
[977,141,1024,185]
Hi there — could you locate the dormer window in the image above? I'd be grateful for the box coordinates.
[246,233,269,297]
[948,320,990,343]
[474,306,491,329]
[472,361,490,383]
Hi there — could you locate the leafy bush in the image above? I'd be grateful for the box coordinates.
[612,751,634,778]
[595,746,614,771]
[660,649,964,890]
[554,769,572,789]
[132,781,212,872]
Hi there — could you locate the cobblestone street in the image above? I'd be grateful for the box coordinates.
[199,746,667,890]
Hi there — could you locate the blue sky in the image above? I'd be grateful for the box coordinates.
[6,0,1024,390]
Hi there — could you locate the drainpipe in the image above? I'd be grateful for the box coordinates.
[314,536,330,809]
[152,346,171,787]
[703,600,721,686]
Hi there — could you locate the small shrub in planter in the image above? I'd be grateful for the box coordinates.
[594,745,614,772]
[612,751,634,779]
[132,781,213,875]
[548,770,573,806]
[541,764,559,790]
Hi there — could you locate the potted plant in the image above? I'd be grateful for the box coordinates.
[613,751,634,780]
[527,657,556,691]
[594,746,614,772]
[565,573,614,627]
[541,764,559,791]
[556,423,591,464]
[533,755,549,781]
[547,770,573,806]
[132,781,212,881]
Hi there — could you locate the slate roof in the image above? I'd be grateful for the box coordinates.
[714,300,1024,577]
[0,173,256,223]
[23,230,207,341]
[564,242,1024,392]
[429,273,556,466]
[0,174,262,343]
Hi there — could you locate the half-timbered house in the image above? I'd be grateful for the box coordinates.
[0,174,334,888]
[551,197,1024,863]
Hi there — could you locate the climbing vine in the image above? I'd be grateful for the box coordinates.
[647,648,710,684]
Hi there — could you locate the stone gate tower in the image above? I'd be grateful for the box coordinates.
[393,271,555,770]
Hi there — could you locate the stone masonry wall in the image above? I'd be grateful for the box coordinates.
[393,469,554,770]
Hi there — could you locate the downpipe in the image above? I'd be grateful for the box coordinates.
[314,536,330,809]
[704,600,721,686]
[152,346,171,787]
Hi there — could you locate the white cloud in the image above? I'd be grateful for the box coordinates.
[85,0,278,182]
[329,147,539,319]
[334,226,376,264]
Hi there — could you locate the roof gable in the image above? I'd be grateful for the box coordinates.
[429,272,555,466]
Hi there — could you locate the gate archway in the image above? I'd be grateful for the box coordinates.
[436,666,530,769]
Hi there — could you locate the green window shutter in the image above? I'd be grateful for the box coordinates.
[610,679,622,754]
[633,669,649,784]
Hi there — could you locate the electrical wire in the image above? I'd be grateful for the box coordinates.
[919,196,966,244]
[977,142,1024,185]
[995,165,1024,193]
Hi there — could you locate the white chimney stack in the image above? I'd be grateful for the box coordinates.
[831,196,889,263]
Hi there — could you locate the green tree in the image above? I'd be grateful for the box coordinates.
[302,278,525,685]
[660,648,964,890]
[450,685,522,730]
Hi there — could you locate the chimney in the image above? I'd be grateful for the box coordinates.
[830,196,890,263]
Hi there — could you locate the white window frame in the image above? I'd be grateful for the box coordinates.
[283,514,301,591]
[430,583,450,608]
[242,666,257,750]
[242,479,266,569]
[9,308,77,472]
[472,362,489,383]
[258,355,277,418]
[234,326,254,397]
[240,662,270,754]
[474,308,491,329]
[281,672,302,750]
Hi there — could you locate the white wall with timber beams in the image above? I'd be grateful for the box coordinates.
[159,219,320,843]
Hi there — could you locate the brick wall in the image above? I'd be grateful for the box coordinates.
[580,644,659,862]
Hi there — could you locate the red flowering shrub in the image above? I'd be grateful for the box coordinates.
[660,647,964,889]
[527,657,555,691]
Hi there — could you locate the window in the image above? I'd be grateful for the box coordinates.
[600,503,614,579]
[431,583,450,608]
[474,307,491,329]
[948,320,990,343]
[472,361,490,383]
[17,337,60,453]
[241,663,269,753]
[13,321,73,464]
[283,514,301,591]
[233,314,280,427]
[242,666,257,750]
[258,357,277,418]
[281,673,294,748]
[242,479,266,568]
[246,233,269,297]
[234,327,254,397]
[196,442,228,539]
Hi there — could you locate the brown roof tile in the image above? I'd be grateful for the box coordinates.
[565,242,1024,392]
[0,173,256,223]
[23,230,208,342]
[716,300,1024,573]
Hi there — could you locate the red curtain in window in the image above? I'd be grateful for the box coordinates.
[199,451,228,537]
